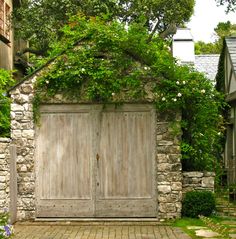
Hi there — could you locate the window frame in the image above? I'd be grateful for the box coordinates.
[0,0,11,44]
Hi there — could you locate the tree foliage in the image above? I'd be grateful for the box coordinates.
[195,21,236,55]
[195,41,221,55]
[13,0,195,57]
[216,0,236,12]
[215,21,236,38]
[34,16,225,171]
[0,69,15,137]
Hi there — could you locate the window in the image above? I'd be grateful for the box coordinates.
[0,0,4,36]
[0,0,10,44]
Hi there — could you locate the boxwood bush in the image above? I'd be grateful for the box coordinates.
[182,191,216,218]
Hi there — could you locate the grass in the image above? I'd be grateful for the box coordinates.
[173,217,205,227]
[172,217,206,238]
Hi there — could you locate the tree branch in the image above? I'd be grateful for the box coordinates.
[159,23,177,39]
[147,19,160,43]
[16,47,47,56]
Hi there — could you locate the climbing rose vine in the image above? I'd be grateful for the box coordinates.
[33,15,225,171]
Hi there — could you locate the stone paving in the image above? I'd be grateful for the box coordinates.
[221,220,236,239]
[12,222,191,239]
[186,219,236,238]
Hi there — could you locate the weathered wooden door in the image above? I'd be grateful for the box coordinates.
[35,105,96,217]
[35,104,156,218]
[95,105,156,217]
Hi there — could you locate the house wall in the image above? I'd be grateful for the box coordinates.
[0,0,13,70]
[226,51,236,94]
[225,103,236,185]
[172,41,195,63]
[224,46,236,185]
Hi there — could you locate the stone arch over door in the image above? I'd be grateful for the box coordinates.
[35,104,157,218]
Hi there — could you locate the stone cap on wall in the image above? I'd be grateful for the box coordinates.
[0,138,11,143]
[183,171,215,177]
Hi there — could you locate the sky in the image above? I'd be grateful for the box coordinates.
[187,0,236,42]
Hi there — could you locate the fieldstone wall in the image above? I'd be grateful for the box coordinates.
[8,75,184,221]
[0,138,11,211]
[182,171,215,194]
[10,76,36,220]
[156,112,182,220]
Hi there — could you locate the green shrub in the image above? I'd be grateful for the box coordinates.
[182,191,216,218]
[0,69,14,137]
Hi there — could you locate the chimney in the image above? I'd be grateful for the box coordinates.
[172,28,195,64]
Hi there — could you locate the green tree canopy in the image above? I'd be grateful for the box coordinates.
[215,21,236,38]
[216,0,236,12]
[13,0,195,58]
[195,41,220,55]
[195,21,236,55]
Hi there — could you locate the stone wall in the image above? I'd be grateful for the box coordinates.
[156,112,182,220]
[8,74,216,221]
[0,138,11,211]
[9,75,183,221]
[6,74,216,221]
[182,171,215,194]
[10,76,36,220]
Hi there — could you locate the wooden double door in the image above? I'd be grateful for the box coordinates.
[35,104,157,218]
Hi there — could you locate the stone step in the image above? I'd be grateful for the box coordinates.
[218,210,236,213]
[216,207,236,212]
[216,193,236,218]
[216,211,236,217]
[216,205,236,208]
[216,204,236,207]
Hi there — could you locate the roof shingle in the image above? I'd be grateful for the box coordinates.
[226,37,236,75]
[194,54,220,82]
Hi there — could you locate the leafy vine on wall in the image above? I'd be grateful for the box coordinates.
[13,16,227,171]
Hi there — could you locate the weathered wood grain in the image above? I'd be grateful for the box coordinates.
[35,106,94,217]
[96,105,156,217]
[35,104,157,218]
[9,144,17,223]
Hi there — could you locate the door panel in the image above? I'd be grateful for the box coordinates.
[35,106,95,217]
[96,105,156,217]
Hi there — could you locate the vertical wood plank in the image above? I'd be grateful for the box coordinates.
[35,104,157,218]
[35,105,95,217]
[9,145,17,224]
[96,104,156,217]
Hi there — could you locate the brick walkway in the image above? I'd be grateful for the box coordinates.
[13,222,191,239]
